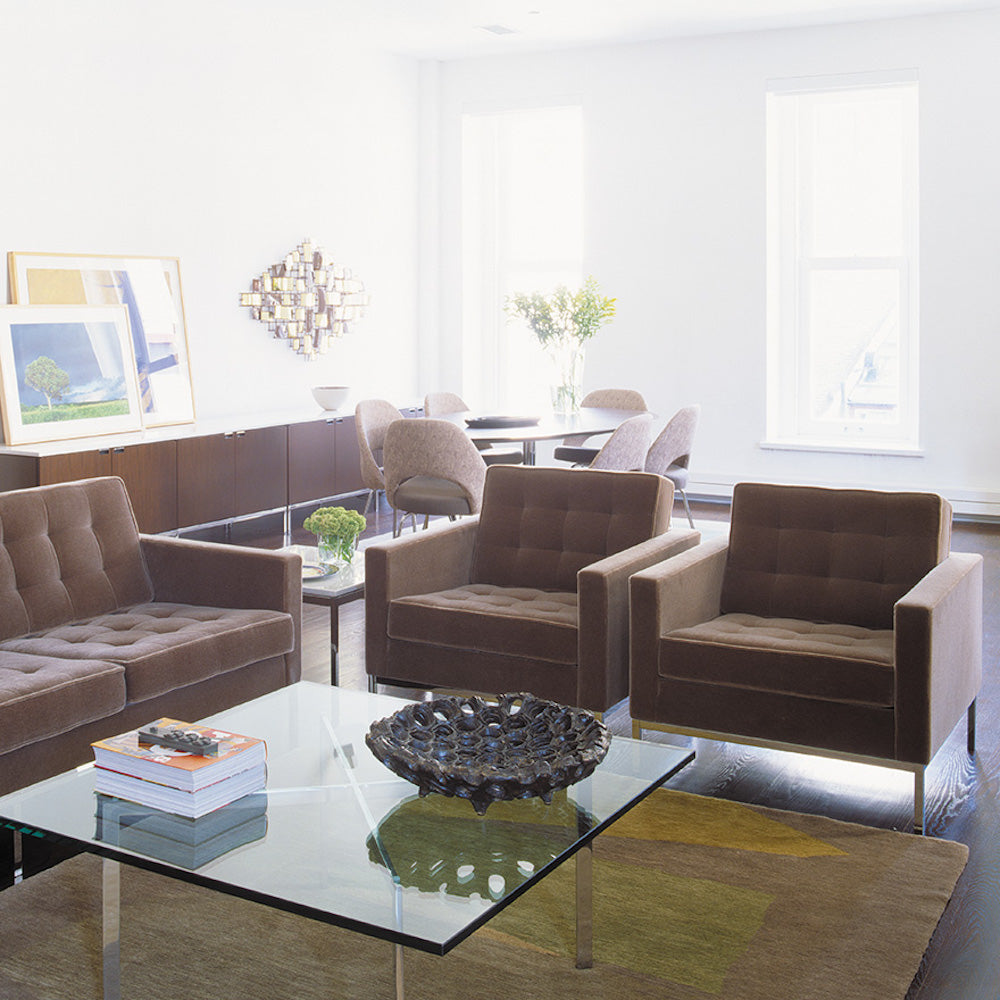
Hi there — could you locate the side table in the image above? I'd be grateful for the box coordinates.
[286,543,367,685]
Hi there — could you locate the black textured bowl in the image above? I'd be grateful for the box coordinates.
[365,692,610,815]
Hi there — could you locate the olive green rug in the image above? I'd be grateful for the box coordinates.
[0,790,967,1000]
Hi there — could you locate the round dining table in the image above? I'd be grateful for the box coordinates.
[435,407,647,464]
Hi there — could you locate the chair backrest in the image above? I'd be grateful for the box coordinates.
[589,413,654,471]
[0,477,151,640]
[562,388,648,447]
[472,465,672,592]
[580,388,647,410]
[382,418,487,511]
[721,482,952,630]
[424,392,467,417]
[355,399,403,492]
[644,405,700,475]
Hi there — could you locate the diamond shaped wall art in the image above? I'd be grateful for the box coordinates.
[239,238,369,360]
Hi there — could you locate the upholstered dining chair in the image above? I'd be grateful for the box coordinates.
[586,412,654,471]
[643,405,700,528]
[366,464,700,714]
[355,398,404,516]
[423,392,523,465]
[553,387,648,464]
[629,481,983,833]
[382,417,488,538]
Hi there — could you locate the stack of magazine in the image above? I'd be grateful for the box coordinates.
[91,719,267,819]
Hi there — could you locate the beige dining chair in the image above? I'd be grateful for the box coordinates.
[587,412,654,471]
[382,417,488,537]
[553,387,648,464]
[643,405,700,528]
[423,392,523,465]
[355,398,403,516]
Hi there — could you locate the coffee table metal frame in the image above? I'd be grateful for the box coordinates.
[0,682,693,1000]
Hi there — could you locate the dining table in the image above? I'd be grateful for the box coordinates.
[435,407,647,464]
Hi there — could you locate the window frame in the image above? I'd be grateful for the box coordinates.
[766,71,920,453]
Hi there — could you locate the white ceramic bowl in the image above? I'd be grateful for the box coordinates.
[311,386,350,410]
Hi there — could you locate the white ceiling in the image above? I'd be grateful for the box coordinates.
[333,0,1000,58]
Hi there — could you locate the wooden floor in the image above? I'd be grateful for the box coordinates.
[215,493,1000,998]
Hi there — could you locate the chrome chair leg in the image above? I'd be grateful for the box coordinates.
[678,487,695,528]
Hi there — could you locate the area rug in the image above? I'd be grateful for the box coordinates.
[0,789,966,1000]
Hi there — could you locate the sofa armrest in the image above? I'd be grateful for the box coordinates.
[576,526,701,711]
[140,535,302,684]
[364,519,480,679]
[894,551,983,764]
[628,535,729,721]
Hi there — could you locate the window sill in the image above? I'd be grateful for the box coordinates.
[759,439,924,458]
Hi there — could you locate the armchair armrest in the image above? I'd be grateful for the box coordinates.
[139,534,302,684]
[364,518,480,679]
[629,536,729,720]
[577,526,701,710]
[894,551,983,764]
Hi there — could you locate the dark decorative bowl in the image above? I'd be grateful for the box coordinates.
[365,692,610,815]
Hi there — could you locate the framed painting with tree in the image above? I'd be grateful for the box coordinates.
[0,304,143,445]
[7,251,196,427]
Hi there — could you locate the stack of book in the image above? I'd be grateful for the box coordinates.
[91,719,267,819]
[95,793,268,869]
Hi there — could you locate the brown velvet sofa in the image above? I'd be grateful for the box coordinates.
[0,477,301,799]
[629,481,983,832]
[366,464,701,714]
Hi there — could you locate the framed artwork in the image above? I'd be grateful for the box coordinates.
[8,251,196,427]
[0,304,144,445]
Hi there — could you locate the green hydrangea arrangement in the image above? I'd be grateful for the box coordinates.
[303,506,366,565]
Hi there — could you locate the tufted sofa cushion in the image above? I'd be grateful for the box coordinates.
[0,652,125,755]
[0,477,152,641]
[388,584,579,664]
[0,602,294,703]
[720,483,950,631]
[471,465,672,592]
[660,613,895,706]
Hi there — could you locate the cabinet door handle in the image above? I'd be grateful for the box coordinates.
[224,432,234,439]
[113,447,125,454]
[236,430,246,437]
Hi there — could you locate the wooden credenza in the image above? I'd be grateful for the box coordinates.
[0,409,371,535]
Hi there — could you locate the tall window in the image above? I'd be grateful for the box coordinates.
[462,105,583,411]
[767,72,919,449]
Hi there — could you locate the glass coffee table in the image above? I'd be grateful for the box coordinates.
[0,682,693,1000]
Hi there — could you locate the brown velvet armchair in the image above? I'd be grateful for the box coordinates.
[366,464,700,714]
[629,482,983,832]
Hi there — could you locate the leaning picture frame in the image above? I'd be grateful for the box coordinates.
[8,251,196,427]
[0,304,144,446]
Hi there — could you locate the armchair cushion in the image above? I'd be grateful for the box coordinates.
[389,584,578,664]
[720,484,950,630]
[471,465,671,591]
[660,613,895,706]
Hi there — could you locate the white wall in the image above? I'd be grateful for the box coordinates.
[431,9,1000,513]
[1,0,422,425]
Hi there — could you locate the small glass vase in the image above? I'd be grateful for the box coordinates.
[548,340,586,415]
[316,534,358,572]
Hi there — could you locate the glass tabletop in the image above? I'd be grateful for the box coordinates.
[0,682,692,954]
[287,542,366,599]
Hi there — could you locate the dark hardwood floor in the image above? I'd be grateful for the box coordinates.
[204,494,1000,997]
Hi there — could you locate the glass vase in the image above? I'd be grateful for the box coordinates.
[316,534,358,572]
[548,340,586,415]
